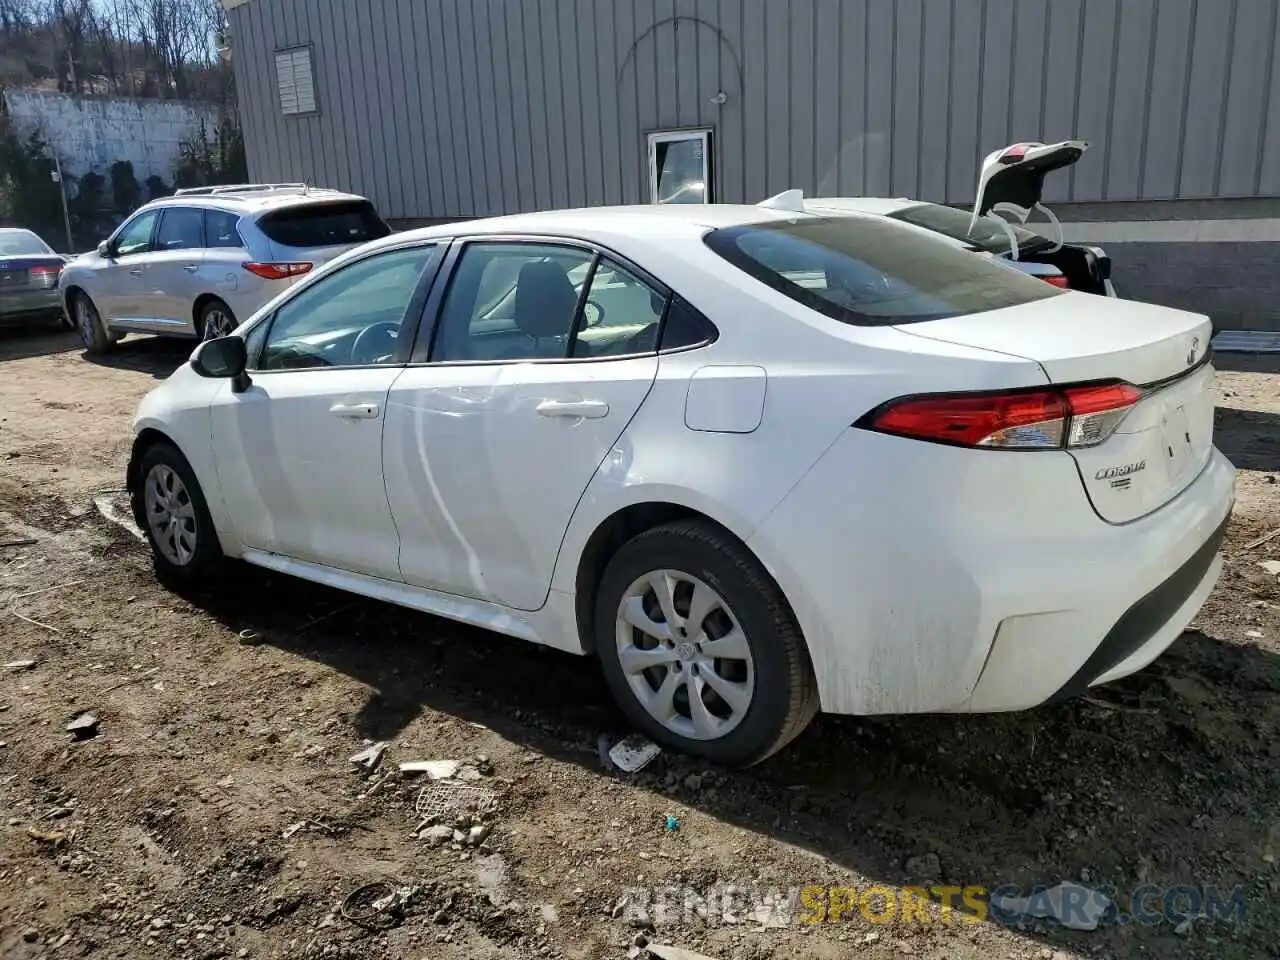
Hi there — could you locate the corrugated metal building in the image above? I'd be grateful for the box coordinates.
[225,0,1280,328]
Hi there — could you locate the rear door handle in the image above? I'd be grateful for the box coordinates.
[183,264,199,274]
[329,401,380,419]
[128,268,144,277]
[536,399,609,419]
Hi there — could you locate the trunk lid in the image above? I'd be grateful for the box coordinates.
[0,254,65,291]
[972,139,1089,219]
[898,293,1216,524]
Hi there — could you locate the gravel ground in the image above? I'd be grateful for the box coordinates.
[1,326,1278,960]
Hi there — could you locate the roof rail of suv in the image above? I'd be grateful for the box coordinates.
[172,182,312,197]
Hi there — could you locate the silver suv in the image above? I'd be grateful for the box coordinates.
[59,183,391,353]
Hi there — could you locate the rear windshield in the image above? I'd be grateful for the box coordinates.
[256,200,391,249]
[0,229,53,256]
[703,217,1062,327]
[887,202,1046,257]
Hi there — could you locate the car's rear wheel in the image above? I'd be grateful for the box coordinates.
[72,292,111,354]
[595,520,819,768]
[199,299,237,340]
[137,442,222,585]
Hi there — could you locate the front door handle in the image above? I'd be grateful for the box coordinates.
[536,398,609,419]
[183,264,199,274]
[329,401,380,420]
[128,268,144,277]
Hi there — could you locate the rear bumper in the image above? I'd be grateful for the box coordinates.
[0,289,62,318]
[748,431,1235,716]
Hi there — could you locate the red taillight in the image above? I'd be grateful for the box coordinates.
[29,265,61,289]
[861,382,1142,450]
[1042,274,1070,288]
[242,261,313,280]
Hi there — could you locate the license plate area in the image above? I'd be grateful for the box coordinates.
[1160,402,1195,482]
[0,269,29,288]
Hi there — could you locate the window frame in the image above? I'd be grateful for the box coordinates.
[412,234,695,366]
[108,209,162,259]
[275,44,319,117]
[154,205,206,252]
[647,128,714,204]
[241,240,446,373]
[203,208,246,250]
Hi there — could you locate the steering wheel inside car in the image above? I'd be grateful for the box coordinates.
[350,321,400,365]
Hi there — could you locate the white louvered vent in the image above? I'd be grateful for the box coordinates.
[275,46,316,116]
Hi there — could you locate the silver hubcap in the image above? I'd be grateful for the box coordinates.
[203,309,235,340]
[75,298,96,346]
[615,570,755,741]
[144,464,198,566]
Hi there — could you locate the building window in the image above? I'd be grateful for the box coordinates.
[648,130,712,204]
[275,46,317,116]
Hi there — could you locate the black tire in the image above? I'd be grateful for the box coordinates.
[198,299,238,341]
[56,308,75,331]
[594,520,819,768]
[72,292,111,354]
[135,441,223,586]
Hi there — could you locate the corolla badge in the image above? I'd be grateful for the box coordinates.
[1187,336,1200,367]
[1095,461,1146,481]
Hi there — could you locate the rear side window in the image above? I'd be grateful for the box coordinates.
[256,200,391,249]
[205,209,244,248]
[704,217,1062,327]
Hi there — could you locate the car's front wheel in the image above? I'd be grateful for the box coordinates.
[595,520,819,768]
[136,442,222,585]
[72,292,111,354]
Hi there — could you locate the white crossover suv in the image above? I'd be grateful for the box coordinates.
[59,183,390,353]
[125,202,1234,767]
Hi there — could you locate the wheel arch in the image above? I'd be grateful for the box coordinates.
[192,293,232,333]
[127,427,180,525]
[62,283,88,313]
[572,500,798,657]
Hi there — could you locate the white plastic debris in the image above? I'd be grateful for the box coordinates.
[348,741,388,771]
[93,493,145,542]
[607,734,662,773]
[989,881,1113,931]
[647,944,723,960]
[400,759,460,779]
[1258,560,1280,576]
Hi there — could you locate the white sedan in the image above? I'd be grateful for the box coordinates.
[126,202,1234,767]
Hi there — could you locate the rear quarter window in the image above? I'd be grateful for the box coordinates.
[256,200,391,249]
[703,217,1062,326]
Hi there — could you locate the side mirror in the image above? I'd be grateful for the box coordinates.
[191,335,251,393]
[96,240,111,257]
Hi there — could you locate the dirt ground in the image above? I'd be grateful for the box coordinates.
[1,324,1278,960]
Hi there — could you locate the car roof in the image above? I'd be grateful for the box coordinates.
[140,186,367,217]
[802,197,919,216]
[374,203,895,249]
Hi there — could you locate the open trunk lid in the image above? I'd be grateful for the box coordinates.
[898,293,1216,524]
[973,139,1089,219]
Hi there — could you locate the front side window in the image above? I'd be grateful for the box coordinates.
[255,245,434,370]
[433,243,593,362]
[113,211,160,257]
[572,258,666,358]
[205,210,244,249]
[155,208,204,251]
[704,217,1062,327]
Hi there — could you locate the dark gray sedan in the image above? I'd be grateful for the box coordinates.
[0,228,70,327]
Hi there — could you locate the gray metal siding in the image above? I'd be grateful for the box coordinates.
[228,0,1280,220]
